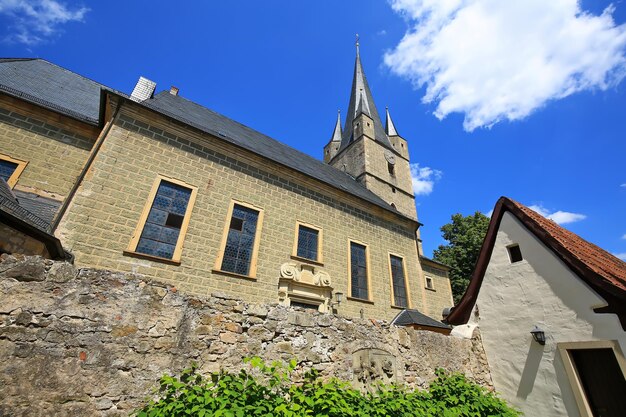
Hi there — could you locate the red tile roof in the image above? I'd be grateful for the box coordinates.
[512,200,626,293]
[446,197,626,329]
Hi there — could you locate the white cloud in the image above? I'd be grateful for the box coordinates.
[384,0,626,131]
[0,0,88,45]
[622,234,626,240]
[621,183,626,187]
[614,252,626,261]
[527,204,586,225]
[410,163,442,195]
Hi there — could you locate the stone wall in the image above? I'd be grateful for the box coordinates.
[0,255,491,416]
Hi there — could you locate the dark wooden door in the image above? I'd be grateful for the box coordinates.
[570,348,626,417]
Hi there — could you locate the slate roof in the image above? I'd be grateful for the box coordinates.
[339,49,392,150]
[0,181,50,232]
[0,178,17,203]
[0,58,110,124]
[141,91,404,217]
[446,197,626,329]
[391,309,451,329]
[13,190,61,226]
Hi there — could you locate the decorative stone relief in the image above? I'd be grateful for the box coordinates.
[278,262,333,312]
[352,348,397,391]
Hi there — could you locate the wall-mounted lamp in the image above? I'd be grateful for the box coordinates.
[331,292,344,308]
[530,325,546,345]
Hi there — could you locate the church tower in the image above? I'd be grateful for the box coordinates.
[324,39,417,221]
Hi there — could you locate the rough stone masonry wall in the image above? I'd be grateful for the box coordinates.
[0,255,491,417]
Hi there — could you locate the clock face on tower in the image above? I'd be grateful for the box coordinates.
[384,149,396,165]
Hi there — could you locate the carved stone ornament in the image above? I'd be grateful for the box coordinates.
[279,262,331,287]
[315,271,331,287]
[352,348,397,391]
[280,263,301,281]
[384,149,396,165]
[278,262,333,313]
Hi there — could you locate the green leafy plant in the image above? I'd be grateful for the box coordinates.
[134,359,520,417]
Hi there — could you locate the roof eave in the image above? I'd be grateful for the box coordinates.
[0,83,100,126]
[0,208,65,260]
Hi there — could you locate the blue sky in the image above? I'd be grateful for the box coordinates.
[1,1,625,259]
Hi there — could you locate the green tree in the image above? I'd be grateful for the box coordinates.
[433,212,490,304]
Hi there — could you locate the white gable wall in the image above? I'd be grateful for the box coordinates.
[472,211,625,417]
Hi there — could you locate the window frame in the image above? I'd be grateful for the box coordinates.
[388,252,411,308]
[291,221,323,265]
[425,276,435,290]
[557,340,626,417]
[124,175,198,265]
[507,244,523,263]
[214,199,264,279]
[347,239,372,303]
[0,153,28,188]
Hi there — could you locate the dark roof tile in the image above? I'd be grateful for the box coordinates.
[391,309,451,329]
[13,190,60,226]
[0,59,104,124]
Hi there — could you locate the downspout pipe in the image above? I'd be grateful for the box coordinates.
[50,99,123,233]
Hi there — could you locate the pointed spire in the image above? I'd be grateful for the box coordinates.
[340,38,392,150]
[385,107,399,136]
[330,110,342,142]
[356,90,371,118]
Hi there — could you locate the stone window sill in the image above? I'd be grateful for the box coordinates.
[425,287,436,292]
[212,268,257,281]
[123,250,181,266]
[347,296,374,305]
[290,255,324,267]
[390,304,407,310]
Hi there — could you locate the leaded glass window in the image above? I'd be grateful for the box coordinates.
[221,204,259,276]
[350,242,368,299]
[297,225,319,261]
[390,255,408,307]
[0,160,18,184]
[136,180,192,259]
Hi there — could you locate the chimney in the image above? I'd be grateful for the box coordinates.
[169,86,179,96]
[130,76,156,102]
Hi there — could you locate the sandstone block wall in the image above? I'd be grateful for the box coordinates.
[422,263,455,318]
[0,95,96,201]
[58,102,439,320]
[362,137,414,213]
[0,255,491,416]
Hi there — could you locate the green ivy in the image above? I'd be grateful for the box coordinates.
[134,358,521,417]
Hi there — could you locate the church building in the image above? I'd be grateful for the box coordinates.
[0,45,452,322]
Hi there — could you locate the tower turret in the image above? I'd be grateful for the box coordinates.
[385,107,409,161]
[323,110,342,163]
